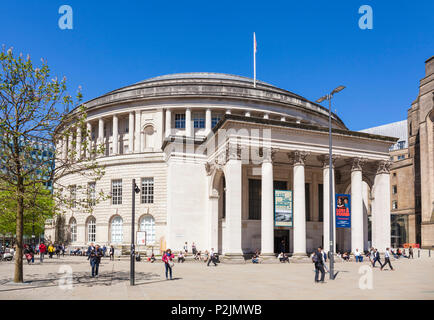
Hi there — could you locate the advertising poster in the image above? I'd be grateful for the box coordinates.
[335,194,351,228]
[274,190,293,227]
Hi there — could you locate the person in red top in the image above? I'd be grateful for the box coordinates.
[38,242,47,263]
[162,249,175,280]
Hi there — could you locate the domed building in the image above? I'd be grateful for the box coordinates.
[51,72,397,259]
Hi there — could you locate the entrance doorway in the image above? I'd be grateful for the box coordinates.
[274,229,290,253]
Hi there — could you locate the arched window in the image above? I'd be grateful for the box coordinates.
[139,215,155,244]
[87,216,96,243]
[111,216,123,243]
[69,218,77,242]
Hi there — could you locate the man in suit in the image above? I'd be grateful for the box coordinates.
[372,248,383,268]
[313,247,326,283]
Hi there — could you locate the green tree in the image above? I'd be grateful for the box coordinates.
[0,46,106,283]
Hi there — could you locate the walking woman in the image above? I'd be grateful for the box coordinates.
[109,245,115,261]
[162,249,175,280]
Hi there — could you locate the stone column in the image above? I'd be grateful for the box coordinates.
[351,158,365,254]
[134,111,141,153]
[261,148,275,257]
[209,188,219,251]
[62,136,68,161]
[165,109,172,138]
[289,151,309,256]
[362,181,369,250]
[76,126,81,160]
[205,108,212,135]
[223,143,244,262]
[112,115,118,155]
[185,108,192,137]
[68,133,73,161]
[128,112,134,153]
[319,155,337,253]
[86,122,92,158]
[372,160,391,252]
[98,118,104,156]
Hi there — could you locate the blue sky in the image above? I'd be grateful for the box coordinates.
[1,0,433,130]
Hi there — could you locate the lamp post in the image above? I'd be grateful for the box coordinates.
[316,85,345,280]
[130,179,141,286]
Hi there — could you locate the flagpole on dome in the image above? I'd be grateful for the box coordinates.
[253,32,257,88]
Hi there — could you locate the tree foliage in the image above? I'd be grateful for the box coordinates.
[0,45,107,282]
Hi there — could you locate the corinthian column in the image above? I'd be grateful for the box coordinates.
[261,148,275,257]
[372,160,392,252]
[351,157,365,254]
[289,151,310,256]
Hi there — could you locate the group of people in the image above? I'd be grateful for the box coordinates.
[368,247,395,271]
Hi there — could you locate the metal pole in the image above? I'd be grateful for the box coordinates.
[130,179,136,286]
[328,94,335,280]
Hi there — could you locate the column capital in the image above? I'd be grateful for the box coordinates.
[350,157,366,172]
[376,160,392,174]
[260,147,277,163]
[288,150,310,166]
[317,154,338,168]
[226,142,241,162]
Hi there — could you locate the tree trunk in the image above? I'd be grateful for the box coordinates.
[14,181,24,283]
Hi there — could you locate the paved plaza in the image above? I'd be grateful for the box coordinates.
[0,253,433,300]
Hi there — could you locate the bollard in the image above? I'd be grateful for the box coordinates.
[418,249,420,258]
[429,249,431,257]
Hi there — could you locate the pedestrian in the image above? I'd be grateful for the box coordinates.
[207,248,217,266]
[381,248,394,271]
[183,242,188,255]
[61,244,65,257]
[313,247,325,283]
[88,244,103,278]
[321,249,329,273]
[177,251,185,263]
[87,242,95,257]
[102,245,107,257]
[409,246,414,259]
[38,242,46,263]
[162,249,175,280]
[48,243,55,259]
[372,248,383,268]
[369,247,375,265]
[192,242,197,255]
[23,245,34,265]
[109,245,115,261]
[354,249,362,262]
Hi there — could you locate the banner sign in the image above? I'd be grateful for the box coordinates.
[335,194,351,228]
[136,231,147,245]
[274,190,293,227]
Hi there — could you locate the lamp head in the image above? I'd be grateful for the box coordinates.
[134,185,140,194]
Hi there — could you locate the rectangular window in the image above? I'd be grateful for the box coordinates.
[248,179,261,220]
[141,177,154,204]
[111,179,122,205]
[193,113,205,128]
[88,182,96,206]
[392,200,398,210]
[392,185,397,194]
[305,183,311,221]
[175,114,185,129]
[70,185,76,208]
[212,116,221,128]
[318,184,323,222]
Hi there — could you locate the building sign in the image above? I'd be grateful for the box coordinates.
[137,231,147,245]
[335,194,351,228]
[274,190,293,227]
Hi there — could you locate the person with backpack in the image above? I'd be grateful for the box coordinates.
[88,244,103,278]
[313,247,325,283]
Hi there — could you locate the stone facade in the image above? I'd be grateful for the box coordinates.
[48,73,398,257]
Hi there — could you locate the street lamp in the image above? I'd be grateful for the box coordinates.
[316,85,345,280]
[131,179,141,286]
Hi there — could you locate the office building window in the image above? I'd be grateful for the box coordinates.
[139,215,155,244]
[110,216,123,243]
[87,217,96,243]
[392,185,397,194]
[69,218,77,242]
[392,200,398,210]
[248,179,261,220]
[175,114,185,129]
[141,177,154,204]
[111,179,122,205]
[193,113,205,128]
[88,182,96,206]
